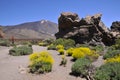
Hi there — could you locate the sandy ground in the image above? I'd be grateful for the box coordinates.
[0,45,86,80]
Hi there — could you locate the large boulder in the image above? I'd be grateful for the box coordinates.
[58,12,80,31]
[55,12,115,46]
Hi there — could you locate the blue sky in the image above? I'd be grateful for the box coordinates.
[0,0,120,27]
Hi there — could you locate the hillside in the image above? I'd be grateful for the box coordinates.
[3,20,58,39]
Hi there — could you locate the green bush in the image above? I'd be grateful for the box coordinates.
[29,51,54,74]
[43,39,54,45]
[71,58,92,76]
[103,49,120,59]
[0,39,10,46]
[9,45,33,56]
[76,44,89,48]
[91,45,104,53]
[29,62,52,73]
[31,40,39,45]
[53,38,75,50]
[47,44,56,50]
[94,62,120,80]
[39,39,54,47]
[113,38,120,49]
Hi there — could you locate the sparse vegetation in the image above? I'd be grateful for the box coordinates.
[94,62,120,80]
[9,45,33,56]
[103,49,120,59]
[0,39,10,47]
[52,38,75,50]
[71,58,93,78]
[47,44,56,50]
[60,55,67,67]
[29,51,54,74]
[91,45,104,54]
[39,39,54,47]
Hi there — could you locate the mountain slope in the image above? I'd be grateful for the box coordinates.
[3,20,58,39]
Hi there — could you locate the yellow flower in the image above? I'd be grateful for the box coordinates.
[79,47,92,56]
[56,44,64,50]
[105,55,120,63]
[29,51,54,65]
[58,49,65,55]
[66,48,73,56]
[72,48,85,59]
[29,52,39,61]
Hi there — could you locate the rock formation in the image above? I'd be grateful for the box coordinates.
[111,21,120,32]
[55,12,116,46]
[110,21,120,38]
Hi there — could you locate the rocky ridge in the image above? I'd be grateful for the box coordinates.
[55,12,120,46]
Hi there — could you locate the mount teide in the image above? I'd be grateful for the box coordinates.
[3,20,58,39]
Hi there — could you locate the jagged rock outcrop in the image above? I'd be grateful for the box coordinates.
[55,12,115,46]
[111,21,120,32]
[110,21,120,38]
[58,12,80,31]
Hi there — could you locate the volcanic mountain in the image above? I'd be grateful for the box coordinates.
[3,20,58,39]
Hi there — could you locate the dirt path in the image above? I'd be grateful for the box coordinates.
[0,45,85,80]
[92,56,104,67]
[92,48,107,67]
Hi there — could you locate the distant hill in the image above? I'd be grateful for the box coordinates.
[3,20,58,39]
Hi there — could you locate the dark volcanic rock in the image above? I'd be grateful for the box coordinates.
[111,21,120,32]
[55,12,115,46]
[58,12,80,31]
[110,21,120,39]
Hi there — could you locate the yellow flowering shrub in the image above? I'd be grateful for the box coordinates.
[56,44,64,50]
[79,47,92,56]
[72,47,99,60]
[29,51,54,73]
[66,48,74,56]
[105,55,120,63]
[29,52,39,61]
[58,49,65,55]
[72,48,85,59]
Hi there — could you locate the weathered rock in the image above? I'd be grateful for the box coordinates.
[111,21,120,32]
[110,21,120,39]
[58,12,80,31]
[55,12,115,46]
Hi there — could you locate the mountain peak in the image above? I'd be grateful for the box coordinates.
[40,20,48,24]
[3,20,58,39]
